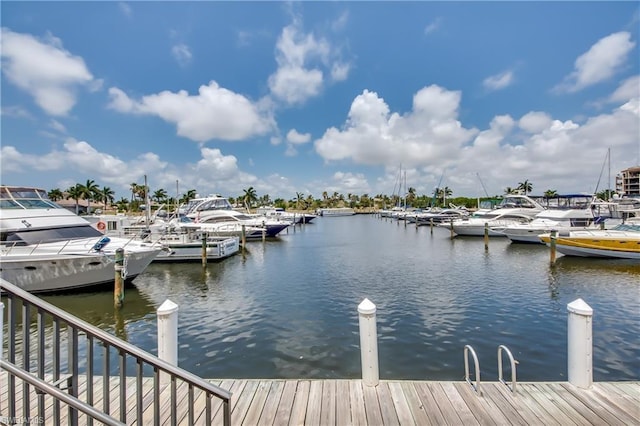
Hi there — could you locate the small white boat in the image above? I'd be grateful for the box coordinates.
[316,207,356,216]
[0,186,162,293]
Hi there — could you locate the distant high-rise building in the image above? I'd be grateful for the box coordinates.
[616,166,640,196]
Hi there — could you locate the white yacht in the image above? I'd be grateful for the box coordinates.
[316,207,356,216]
[86,214,240,262]
[494,194,614,243]
[182,195,290,237]
[443,194,546,237]
[0,186,162,293]
[255,206,317,224]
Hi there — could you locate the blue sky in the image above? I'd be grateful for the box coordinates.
[1,1,639,201]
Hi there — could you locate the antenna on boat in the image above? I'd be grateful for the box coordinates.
[593,149,609,199]
[144,175,151,228]
[476,173,490,198]
[608,147,611,200]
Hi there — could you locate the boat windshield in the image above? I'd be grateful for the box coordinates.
[2,225,103,246]
[0,186,61,209]
[614,223,640,232]
[185,197,233,214]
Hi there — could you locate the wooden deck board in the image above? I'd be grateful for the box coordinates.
[349,379,367,426]
[288,380,310,426]
[335,379,352,426]
[257,380,284,425]
[0,372,637,425]
[398,381,431,426]
[304,379,323,426]
[319,379,336,426]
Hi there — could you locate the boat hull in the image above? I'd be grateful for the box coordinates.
[0,249,161,293]
[154,237,240,262]
[540,235,640,259]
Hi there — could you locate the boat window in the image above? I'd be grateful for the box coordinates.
[202,216,235,223]
[0,200,22,209]
[570,218,592,227]
[2,225,103,245]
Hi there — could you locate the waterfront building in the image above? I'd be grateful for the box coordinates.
[616,166,640,196]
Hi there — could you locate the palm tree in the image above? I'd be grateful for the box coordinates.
[180,189,197,205]
[153,188,168,204]
[305,194,314,210]
[243,187,258,210]
[517,180,533,195]
[544,189,558,198]
[504,187,515,195]
[130,182,139,202]
[99,186,115,210]
[295,192,304,209]
[80,179,100,213]
[47,188,63,201]
[406,187,416,206]
[65,184,83,215]
[115,197,129,212]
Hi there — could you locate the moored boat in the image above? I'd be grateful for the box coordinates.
[443,194,545,237]
[316,207,356,216]
[539,221,640,259]
[0,186,162,293]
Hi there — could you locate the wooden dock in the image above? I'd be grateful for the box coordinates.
[2,375,638,425]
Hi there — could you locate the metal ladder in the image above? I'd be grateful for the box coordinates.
[464,344,518,396]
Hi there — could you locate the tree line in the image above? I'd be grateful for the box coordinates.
[46,179,612,214]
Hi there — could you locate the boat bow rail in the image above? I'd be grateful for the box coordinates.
[0,279,232,425]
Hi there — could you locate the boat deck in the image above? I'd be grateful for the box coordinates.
[1,375,638,425]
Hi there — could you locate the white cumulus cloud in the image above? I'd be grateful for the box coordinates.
[555,32,636,93]
[315,85,477,168]
[107,82,274,142]
[0,28,95,116]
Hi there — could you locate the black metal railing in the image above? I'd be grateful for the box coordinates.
[1,279,231,425]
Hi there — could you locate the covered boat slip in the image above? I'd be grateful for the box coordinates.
[1,374,638,425]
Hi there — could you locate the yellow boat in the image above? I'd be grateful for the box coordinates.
[539,222,640,259]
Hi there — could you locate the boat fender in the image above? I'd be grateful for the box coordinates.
[97,221,106,231]
[92,236,111,252]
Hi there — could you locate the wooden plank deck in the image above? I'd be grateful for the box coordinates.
[1,375,638,425]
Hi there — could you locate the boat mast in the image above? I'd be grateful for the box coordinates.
[175,180,180,217]
[608,147,611,200]
[144,175,151,227]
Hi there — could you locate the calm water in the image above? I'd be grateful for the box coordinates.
[37,215,640,381]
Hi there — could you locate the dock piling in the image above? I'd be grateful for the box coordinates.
[358,298,379,387]
[567,298,593,389]
[158,299,179,384]
[114,248,125,308]
[484,223,489,250]
[550,230,557,265]
[201,232,208,268]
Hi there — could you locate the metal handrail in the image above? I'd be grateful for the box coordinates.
[464,344,482,395]
[1,279,232,425]
[0,359,125,426]
[498,345,518,393]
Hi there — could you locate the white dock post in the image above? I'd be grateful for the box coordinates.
[158,299,179,383]
[358,298,379,387]
[567,298,593,389]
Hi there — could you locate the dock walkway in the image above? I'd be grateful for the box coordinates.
[1,375,638,425]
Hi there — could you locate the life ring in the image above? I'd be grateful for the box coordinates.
[97,221,106,231]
